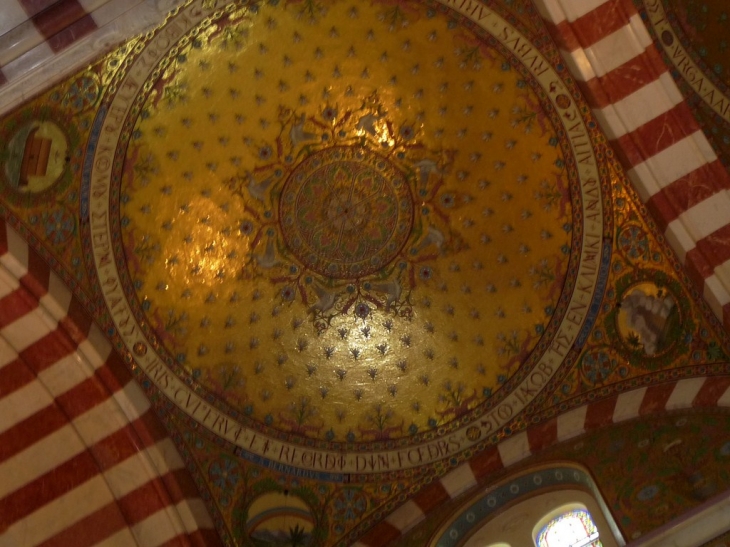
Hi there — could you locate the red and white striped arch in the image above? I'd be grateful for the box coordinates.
[0,219,220,546]
[0,0,184,116]
[532,0,730,331]
[354,374,730,546]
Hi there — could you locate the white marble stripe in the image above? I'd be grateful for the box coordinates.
[440,463,478,498]
[533,0,610,25]
[582,15,652,78]
[0,306,57,352]
[112,380,152,425]
[0,380,54,436]
[76,0,115,14]
[496,431,531,468]
[665,378,706,410]
[664,217,697,263]
[0,424,86,500]
[39,271,73,322]
[676,189,730,242]
[612,387,647,422]
[73,384,144,447]
[0,0,28,38]
[556,405,588,441]
[0,18,46,69]
[0,264,20,298]
[561,46,596,82]
[131,503,187,547]
[177,498,215,532]
[0,38,55,85]
[1,474,116,547]
[86,0,146,27]
[0,335,18,369]
[704,273,730,321]
[628,130,717,202]
[592,72,683,140]
[146,437,185,477]
[717,384,730,407]
[91,527,139,547]
[77,322,113,369]
[385,500,425,533]
[1,225,29,280]
[104,439,185,501]
[38,352,96,399]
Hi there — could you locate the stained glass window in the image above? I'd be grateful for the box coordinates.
[536,509,602,547]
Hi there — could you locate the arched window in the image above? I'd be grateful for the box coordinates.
[429,466,623,547]
[535,508,601,547]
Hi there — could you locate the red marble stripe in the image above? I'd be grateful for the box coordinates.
[0,357,34,397]
[60,296,94,344]
[639,382,676,415]
[36,502,128,547]
[46,13,97,52]
[358,521,402,546]
[97,352,133,394]
[19,329,76,373]
[0,404,66,463]
[692,376,730,407]
[0,70,7,86]
[646,161,725,232]
[0,289,38,328]
[88,422,153,471]
[689,223,730,279]
[547,20,580,52]
[134,406,172,443]
[0,449,100,526]
[156,536,188,547]
[584,394,619,430]
[684,247,715,295]
[468,445,504,480]
[32,0,87,39]
[577,48,667,108]
[0,417,174,529]
[724,302,730,334]
[20,250,50,298]
[116,478,177,526]
[563,0,636,50]
[55,374,119,418]
[163,467,210,505]
[411,481,450,515]
[526,417,558,453]
[613,103,701,168]
[0,220,7,254]
[187,528,224,547]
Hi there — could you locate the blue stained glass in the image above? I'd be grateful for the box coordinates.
[536,509,602,547]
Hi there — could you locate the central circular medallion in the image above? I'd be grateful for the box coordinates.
[279,146,414,279]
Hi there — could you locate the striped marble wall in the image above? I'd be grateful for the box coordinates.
[0,220,220,546]
[353,373,730,546]
[532,0,730,332]
[0,0,184,115]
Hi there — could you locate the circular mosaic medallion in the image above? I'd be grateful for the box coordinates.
[3,120,68,194]
[87,0,608,471]
[279,146,413,278]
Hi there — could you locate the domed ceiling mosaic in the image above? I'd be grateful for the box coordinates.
[118,0,577,445]
[3,0,730,545]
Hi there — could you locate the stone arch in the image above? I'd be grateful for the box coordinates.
[530,0,730,332]
[0,218,220,545]
[354,374,730,546]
